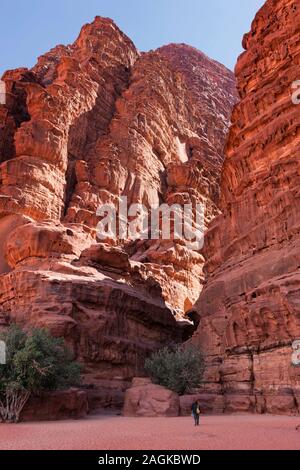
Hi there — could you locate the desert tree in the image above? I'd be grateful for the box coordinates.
[145,344,205,395]
[0,325,81,423]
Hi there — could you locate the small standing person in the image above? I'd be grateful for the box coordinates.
[191,400,201,426]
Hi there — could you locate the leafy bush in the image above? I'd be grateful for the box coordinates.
[0,325,81,423]
[144,344,205,395]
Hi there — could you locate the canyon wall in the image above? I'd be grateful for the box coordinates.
[0,17,237,411]
[192,0,300,415]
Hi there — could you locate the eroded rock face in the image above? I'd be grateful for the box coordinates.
[21,389,89,422]
[0,17,236,410]
[180,394,225,416]
[192,0,300,415]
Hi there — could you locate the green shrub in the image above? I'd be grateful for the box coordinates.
[144,344,205,395]
[0,325,81,423]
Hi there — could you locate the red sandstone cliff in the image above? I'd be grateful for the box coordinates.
[192,0,300,415]
[0,17,237,411]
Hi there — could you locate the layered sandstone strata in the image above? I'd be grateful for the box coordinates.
[192,0,300,415]
[0,17,236,411]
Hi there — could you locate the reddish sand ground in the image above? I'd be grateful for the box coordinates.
[0,415,300,450]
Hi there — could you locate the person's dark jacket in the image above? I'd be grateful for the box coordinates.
[191,403,198,415]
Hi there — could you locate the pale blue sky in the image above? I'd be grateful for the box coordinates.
[0,0,265,77]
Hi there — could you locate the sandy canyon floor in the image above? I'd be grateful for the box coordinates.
[0,415,300,451]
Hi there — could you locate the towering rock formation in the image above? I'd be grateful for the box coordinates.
[192,0,300,415]
[0,18,236,410]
